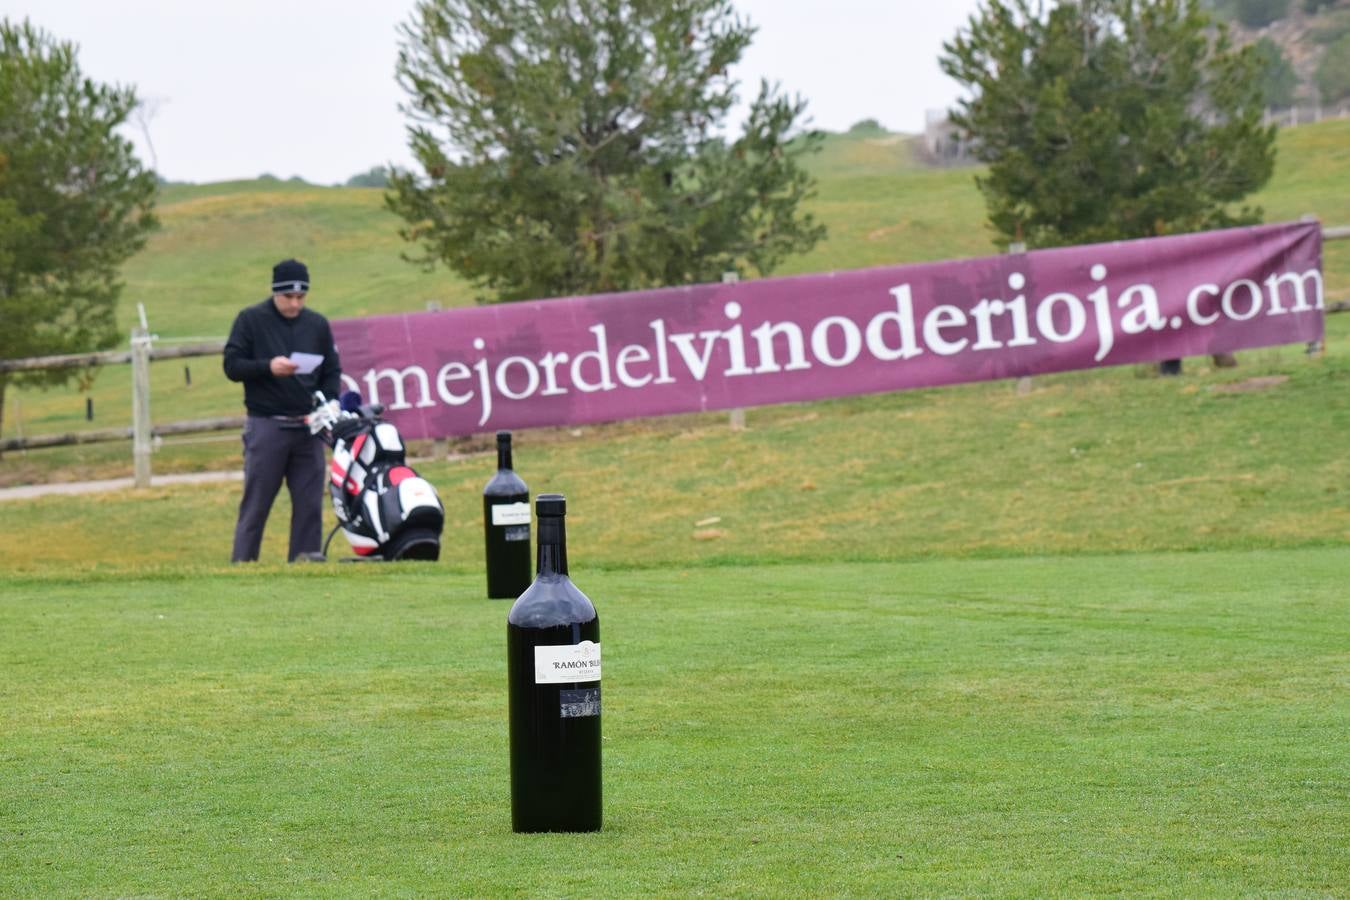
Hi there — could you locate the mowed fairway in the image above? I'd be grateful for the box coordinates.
[1,550,1345,896]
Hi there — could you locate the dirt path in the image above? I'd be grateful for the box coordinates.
[0,470,242,502]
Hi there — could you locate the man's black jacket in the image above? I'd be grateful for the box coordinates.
[223,298,342,417]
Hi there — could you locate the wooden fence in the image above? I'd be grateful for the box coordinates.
[0,323,237,486]
[3,226,1349,486]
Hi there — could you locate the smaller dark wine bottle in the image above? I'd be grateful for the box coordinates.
[507,493,601,833]
[483,431,531,599]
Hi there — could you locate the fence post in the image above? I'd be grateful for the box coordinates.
[1302,213,1324,355]
[722,271,746,430]
[1007,243,1034,395]
[422,300,448,455]
[13,394,25,457]
[131,320,153,488]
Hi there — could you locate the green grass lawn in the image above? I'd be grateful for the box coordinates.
[1,549,1345,896]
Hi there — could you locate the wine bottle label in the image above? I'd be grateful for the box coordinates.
[534,640,601,684]
[559,687,601,718]
[491,502,531,526]
[503,525,530,542]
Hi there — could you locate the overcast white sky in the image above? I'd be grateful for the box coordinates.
[1,0,985,185]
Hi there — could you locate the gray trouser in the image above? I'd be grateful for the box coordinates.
[231,416,326,562]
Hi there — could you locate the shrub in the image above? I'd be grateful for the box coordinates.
[846,119,887,135]
[1307,8,1350,44]
[1212,0,1292,26]
[1253,37,1299,107]
[1315,34,1350,102]
[345,166,389,188]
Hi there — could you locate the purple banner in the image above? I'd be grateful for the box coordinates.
[332,221,1323,439]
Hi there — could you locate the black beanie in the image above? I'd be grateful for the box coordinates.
[272,259,310,293]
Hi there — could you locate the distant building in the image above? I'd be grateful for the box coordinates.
[922,109,975,165]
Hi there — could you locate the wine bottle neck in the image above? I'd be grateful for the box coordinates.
[536,517,568,576]
[497,443,513,471]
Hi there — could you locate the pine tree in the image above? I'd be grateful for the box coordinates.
[0,19,158,441]
[389,0,825,302]
[940,0,1276,251]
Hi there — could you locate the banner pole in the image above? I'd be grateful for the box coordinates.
[723,271,746,430]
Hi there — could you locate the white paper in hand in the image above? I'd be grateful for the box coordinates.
[288,352,324,375]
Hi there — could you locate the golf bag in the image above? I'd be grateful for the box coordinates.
[307,392,444,561]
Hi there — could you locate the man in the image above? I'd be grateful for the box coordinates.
[223,259,341,562]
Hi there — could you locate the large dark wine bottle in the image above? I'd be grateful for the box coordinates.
[507,493,601,833]
[483,430,531,599]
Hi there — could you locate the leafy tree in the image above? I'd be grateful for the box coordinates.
[0,19,158,442]
[1252,37,1298,107]
[847,118,887,135]
[940,0,1276,250]
[1196,0,1234,20]
[389,0,825,302]
[1227,0,1291,27]
[346,165,390,188]
[1316,34,1350,102]
[1308,9,1350,45]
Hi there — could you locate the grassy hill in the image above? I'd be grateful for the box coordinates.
[1,119,1348,488]
[106,118,1350,338]
[118,128,985,342]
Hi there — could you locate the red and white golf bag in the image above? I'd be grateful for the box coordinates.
[308,393,444,561]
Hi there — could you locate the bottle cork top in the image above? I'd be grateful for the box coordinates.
[535,493,566,517]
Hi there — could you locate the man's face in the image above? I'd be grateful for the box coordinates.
[273,290,307,318]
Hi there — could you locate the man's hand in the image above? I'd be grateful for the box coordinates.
[270,356,299,376]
